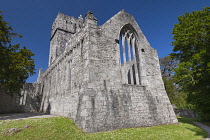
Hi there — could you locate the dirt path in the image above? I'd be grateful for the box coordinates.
[193,121,210,139]
[0,113,56,121]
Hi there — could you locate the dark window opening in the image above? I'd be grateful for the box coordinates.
[132,64,136,85]
[128,70,131,84]
[115,39,119,44]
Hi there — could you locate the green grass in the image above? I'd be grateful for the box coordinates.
[0,117,208,140]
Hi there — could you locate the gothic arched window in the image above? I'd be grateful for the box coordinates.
[119,24,140,85]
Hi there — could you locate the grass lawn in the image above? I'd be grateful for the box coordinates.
[0,117,208,140]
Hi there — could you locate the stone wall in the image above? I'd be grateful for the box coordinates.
[0,83,41,113]
[174,108,199,118]
[37,10,178,133]
[0,90,23,113]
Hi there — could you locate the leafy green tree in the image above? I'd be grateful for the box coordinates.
[159,56,178,103]
[0,11,35,96]
[170,7,210,121]
[159,56,186,108]
[159,56,178,80]
[162,78,177,103]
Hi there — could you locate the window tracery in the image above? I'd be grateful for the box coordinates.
[119,24,140,85]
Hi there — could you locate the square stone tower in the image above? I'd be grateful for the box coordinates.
[37,10,178,132]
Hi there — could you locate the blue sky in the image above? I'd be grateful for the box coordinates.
[1,0,210,83]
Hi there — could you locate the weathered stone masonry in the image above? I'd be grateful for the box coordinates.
[0,83,41,113]
[36,10,178,132]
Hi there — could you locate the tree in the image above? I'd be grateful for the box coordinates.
[159,56,187,108]
[170,7,210,121]
[0,11,35,96]
[159,56,178,80]
[159,56,178,102]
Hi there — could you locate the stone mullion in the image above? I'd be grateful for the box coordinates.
[132,37,140,85]
[23,90,27,105]
[127,34,134,84]
[19,91,23,105]
[127,34,131,61]
[122,34,126,64]
[121,34,126,84]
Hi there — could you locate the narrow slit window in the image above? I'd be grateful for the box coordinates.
[132,64,136,85]
[128,69,131,84]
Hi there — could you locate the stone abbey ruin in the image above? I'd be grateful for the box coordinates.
[0,10,178,132]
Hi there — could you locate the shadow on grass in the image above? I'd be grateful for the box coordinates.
[178,117,208,138]
[0,112,51,121]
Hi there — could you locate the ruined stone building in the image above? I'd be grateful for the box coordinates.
[1,10,178,132]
